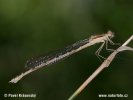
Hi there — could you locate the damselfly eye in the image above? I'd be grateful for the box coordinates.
[107,31,114,38]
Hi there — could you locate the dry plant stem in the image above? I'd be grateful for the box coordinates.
[68,35,133,100]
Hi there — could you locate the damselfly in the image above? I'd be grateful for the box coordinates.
[25,31,115,69]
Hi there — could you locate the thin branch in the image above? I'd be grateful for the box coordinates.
[68,35,133,100]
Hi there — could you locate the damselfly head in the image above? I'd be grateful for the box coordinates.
[107,30,114,38]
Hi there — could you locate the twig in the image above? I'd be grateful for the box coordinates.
[68,35,133,100]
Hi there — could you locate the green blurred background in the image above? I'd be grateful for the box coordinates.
[0,0,133,100]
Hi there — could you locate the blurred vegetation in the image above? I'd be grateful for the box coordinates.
[0,0,133,100]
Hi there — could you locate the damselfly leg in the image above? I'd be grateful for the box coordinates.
[95,38,119,61]
[95,42,106,61]
[105,40,115,52]
[107,36,121,46]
